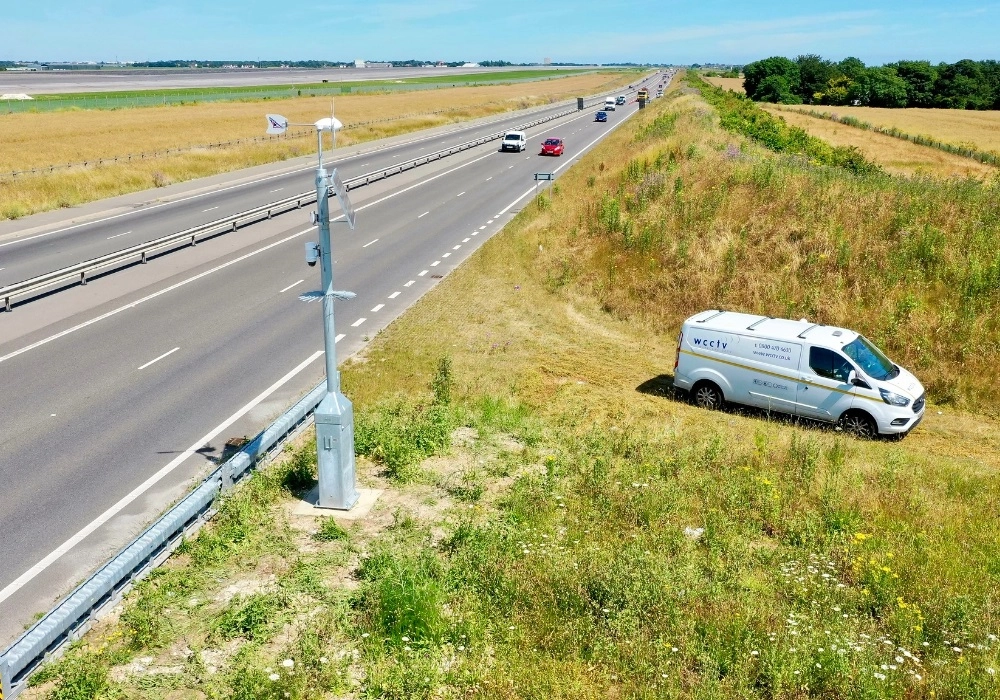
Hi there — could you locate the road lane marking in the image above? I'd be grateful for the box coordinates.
[362,238,379,248]
[453,245,461,250]
[351,318,366,327]
[106,231,132,240]
[418,211,429,218]
[418,270,428,276]
[388,291,400,299]
[138,346,180,370]
[270,188,284,193]
[202,206,219,212]
[336,333,345,342]
[0,227,316,366]
[0,350,325,604]
[371,304,384,312]
[479,226,487,230]
[457,191,465,197]
[462,238,470,242]
[404,280,415,286]
[486,177,492,181]
[487,219,494,224]
[442,253,451,258]
[431,260,440,266]
[279,279,304,293]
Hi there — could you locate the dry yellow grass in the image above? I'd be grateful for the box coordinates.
[765,105,997,178]
[0,71,639,219]
[781,104,1000,154]
[703,76,745,93]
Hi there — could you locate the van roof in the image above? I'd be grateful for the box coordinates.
[685,310,858,349]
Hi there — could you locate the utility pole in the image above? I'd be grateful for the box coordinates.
[267,112,359,510]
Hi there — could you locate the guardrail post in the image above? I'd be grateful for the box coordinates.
[1,657,11,700]
[232,221,237,232]
[4,296,9,312]
[141,252,147,264]
[190,235,197,246]
[80,271,87,286]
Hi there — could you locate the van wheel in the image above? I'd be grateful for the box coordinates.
[693,381,724,411]
[838,411,877,439]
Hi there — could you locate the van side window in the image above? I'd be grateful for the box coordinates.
[809,347,852,382]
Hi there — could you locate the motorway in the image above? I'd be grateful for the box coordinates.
[0,73,667,642]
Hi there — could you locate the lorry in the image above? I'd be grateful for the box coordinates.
[637,88,649,101]
[673,310,926,438]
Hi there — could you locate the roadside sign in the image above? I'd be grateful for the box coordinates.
[534,173,554,181]
[265,114,289,135]
[329,168,356,230]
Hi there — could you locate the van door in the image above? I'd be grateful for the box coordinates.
[795,347,856,422]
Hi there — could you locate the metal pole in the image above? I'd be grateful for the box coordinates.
[313,127,359,510]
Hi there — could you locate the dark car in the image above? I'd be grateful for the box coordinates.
[540,137,565,156]
[595,111,608,122]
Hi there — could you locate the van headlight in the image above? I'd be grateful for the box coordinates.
[879,388,911,407]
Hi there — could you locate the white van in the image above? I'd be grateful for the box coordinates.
[673,310,926,438]
[500,131,527,152]
[604,97,616,111]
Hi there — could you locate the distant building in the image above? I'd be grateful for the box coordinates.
[462,62,480,68]
[543,57,552,65]
[355,59,366,68]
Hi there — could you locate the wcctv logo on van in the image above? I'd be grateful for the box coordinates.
[691,335,734,351]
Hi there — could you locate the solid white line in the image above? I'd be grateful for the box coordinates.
[371,304,385,312]
[418,211,429,219]
[362,238,379,248]
[279,279,304,293]
[404,280,415,286]
[388,291,400,299]
[106,231,132,240]
[137,346,180,370]
[418,270,428,276]
[431,260,441,266]
[335,333,345,342]
[0,227,315,366]
[457,192,465,197]
[351,318,366,327]
[202,206,219,212]
[462,238,470,243]
[0,350,325,604]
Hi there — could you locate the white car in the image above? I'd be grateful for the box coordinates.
[604,98,616,111]
[500,131,527,152]
[673,310,926,438]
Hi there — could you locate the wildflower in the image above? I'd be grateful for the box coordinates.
[671,647,678,653]
[320,657,328,664]
[362,632,370,638]
[269,673,280,681]
[895,656,903,663]
[874,672,886,680]
[458,646,465,651]
[987,668,995,676]
[751,650,759,656]
[282,659,294,669]
[402,636,410,642]
[952,647,962,653]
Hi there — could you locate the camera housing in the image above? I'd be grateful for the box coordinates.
[305,241,320,267]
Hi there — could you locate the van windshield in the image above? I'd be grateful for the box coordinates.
[504,134,520,141]
[842,336,898,380]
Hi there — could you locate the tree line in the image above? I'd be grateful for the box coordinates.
[742,55,1000,109]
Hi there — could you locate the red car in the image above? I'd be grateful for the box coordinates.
[540,137,564,156]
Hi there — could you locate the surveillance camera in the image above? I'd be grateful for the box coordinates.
[305,241,320,267]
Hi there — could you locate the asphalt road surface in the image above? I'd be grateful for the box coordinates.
[0,73,669,643]
[0,65,595,95]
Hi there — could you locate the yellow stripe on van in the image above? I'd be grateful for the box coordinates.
[679,349,883,403]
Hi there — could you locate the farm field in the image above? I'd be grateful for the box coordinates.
[764,105,998,178]
[781,104,1000,155]
[27,76,1000,700]
[0,70,639,219]
[703,75,745,93]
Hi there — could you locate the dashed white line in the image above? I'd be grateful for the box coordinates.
[336,334,345,343]
[0,350,325,604]
[431,260,441,266]
[362,238,379,248]
[453,245,461,250]
[457,191,466,197]
[388,291,400,299]
[371,304,385,312]
[270,188,284,193]
[106,231,132,240]
[418,270,428,277]
[351,318,366,327]
[202,206,219,212]
[487,219,494,224]
[479,225,487,230]
[462,238,471,243]
[486,176,493,181]
[418,211,430,218]
[279,279,304,293]
[404,280,415,286]
[138,347,180,370]
[442,253,451,258]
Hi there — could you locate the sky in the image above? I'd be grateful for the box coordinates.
[3,0,998,65]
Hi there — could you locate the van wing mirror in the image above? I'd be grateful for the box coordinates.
[848,370,858,386]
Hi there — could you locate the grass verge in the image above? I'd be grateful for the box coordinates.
[23,70,1000,700]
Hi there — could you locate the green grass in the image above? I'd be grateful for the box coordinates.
[3,69,600,112]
